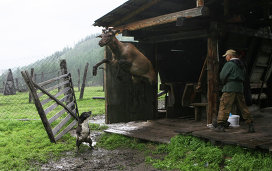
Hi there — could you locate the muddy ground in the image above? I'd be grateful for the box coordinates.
[40,115,160,171]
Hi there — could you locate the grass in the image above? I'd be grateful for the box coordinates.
[1,86,272,170]
[0,86,105,170]
[97,134,272,171]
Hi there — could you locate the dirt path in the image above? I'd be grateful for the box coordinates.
[40,115,159,171]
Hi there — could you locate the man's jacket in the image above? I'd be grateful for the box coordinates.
[220,59,245,93]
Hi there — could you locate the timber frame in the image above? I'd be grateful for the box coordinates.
[94,0,272,124]
[21,71,79,143]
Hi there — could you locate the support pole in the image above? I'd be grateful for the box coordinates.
[79,63,89,100]
[77,68,80,92]
[60,59,72,104]
[29,68,34,103]
[207,23,219,124]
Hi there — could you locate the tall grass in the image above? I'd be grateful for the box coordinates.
[0,86,104,170]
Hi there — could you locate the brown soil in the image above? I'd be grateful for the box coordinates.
[40,115,159,171]
[41,147,158,171]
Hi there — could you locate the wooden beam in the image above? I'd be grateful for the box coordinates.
[227,24,272,40]
[207,23,219,125]
[112,0,161,27]
[116,6,209,32]
[141,29,208,43]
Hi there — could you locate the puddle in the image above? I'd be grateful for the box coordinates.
[40,115,159,170]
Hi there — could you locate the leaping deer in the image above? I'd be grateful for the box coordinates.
[93,27,156,84]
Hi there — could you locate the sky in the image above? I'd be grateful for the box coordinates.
[0,0,127,73]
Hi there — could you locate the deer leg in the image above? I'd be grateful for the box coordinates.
[87,137,93,149]
[76,139,81,152]
[118,59,132,73]
[93,59,110,76]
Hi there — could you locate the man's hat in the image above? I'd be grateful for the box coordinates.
[223,49,236,57]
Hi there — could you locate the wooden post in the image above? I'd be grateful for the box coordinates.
[29,68,34,103]
[41,72,44,82]
[58,71,60,92]
[15,78,19,91]
[102,67,104,92]
[60,59,72,104]
[207,23,219,124]
[224,0,229,16]
[77,68,80,92]
[79,63,89,99]
[34,74,37,83]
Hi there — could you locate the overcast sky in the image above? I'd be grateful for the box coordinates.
[0,0,127,73]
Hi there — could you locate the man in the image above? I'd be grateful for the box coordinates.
[215,49,255,133]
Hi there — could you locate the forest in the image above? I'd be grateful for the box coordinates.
[0,34,105,91]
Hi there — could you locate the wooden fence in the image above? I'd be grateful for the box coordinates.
[21,71,79,143]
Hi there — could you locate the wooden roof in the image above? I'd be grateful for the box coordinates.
[93,0,272,42]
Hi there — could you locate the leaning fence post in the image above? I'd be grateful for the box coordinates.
[29,68,34,103]
[77,68,80,92]
[79,62,89,99]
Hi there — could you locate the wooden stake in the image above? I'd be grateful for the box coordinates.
[79,63,89,99]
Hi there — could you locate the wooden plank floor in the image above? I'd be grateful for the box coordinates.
[105,107,272,151]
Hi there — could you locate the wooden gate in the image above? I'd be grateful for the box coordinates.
[21,71,79,143]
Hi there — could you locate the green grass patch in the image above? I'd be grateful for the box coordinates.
[89,123,108,131]
[0,120,75,170]
[97,133,149,151]
[96,133,272,171]
[0,86,105,170]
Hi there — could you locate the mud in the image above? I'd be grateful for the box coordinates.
[41,147,157,171]
[40,115,159,171]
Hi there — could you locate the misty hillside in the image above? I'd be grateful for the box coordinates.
[0,34,105,89]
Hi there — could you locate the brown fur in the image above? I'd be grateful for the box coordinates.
[93,28,156,84]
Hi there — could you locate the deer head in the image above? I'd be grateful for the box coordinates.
[97,27,120,47]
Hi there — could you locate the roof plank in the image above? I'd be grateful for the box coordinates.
[116,6,209,32]
[112,0,161,27]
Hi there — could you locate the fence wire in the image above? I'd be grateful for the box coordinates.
[0,38,104,119]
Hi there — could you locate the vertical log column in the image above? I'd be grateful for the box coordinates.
[77,69,80,92]
[79,62,89,100]
[29,68,34,103]
[60,59,72,104]
[207,23,219,124]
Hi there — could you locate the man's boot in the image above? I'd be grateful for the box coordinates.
[248,122,255,133]
[223,121,231,129]
[214,123,225,132]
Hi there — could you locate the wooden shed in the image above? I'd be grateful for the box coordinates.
[94,0,272,125]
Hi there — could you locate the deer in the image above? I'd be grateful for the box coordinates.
[93,27,156,85]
